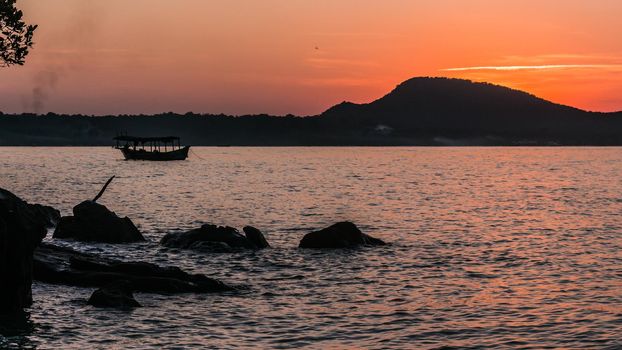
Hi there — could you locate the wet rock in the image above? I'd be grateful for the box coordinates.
[88,280,141,309]
[161,224,269,250]
[243,226,270,248]
[33,243,232,294]
[0,188,59,314]
[299,221,386,248]
[53,200,145,243]
[188,241,235,253]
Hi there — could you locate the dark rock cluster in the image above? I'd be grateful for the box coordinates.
[34,243,232,295]
[2,186,388,313]
[160,224,270,250]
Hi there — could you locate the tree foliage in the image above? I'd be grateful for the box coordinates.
[0,0,37,67]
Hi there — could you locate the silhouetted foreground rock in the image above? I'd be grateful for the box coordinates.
[243,226,270,248]
[0,188,59,314]
[88,281,141,309]
[299,222,386,248]
[160,224,270,250]
[33,243,232,293]
[53,200,145,243]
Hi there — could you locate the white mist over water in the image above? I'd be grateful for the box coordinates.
[0,147,621,349]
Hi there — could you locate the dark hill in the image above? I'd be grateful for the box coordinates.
[321,77,622,144]
[1,77,621,146]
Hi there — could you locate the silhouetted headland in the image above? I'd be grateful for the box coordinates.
[1,77,621,146]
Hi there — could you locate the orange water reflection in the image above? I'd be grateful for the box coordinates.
[0,147,620,348]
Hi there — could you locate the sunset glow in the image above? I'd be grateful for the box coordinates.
[0,0,621,115]
[2,1,622,347]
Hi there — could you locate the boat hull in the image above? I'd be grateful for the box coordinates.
[120,146,190,161]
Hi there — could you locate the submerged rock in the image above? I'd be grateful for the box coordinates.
[160,224,270,250]
[88,280,141,309]
[299,221,386,248]
[53,200,145,243]
[33,243,232,294]
[0,188,59,314]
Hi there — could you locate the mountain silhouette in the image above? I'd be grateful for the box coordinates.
[321,77,622,145]
[1,77,621,145]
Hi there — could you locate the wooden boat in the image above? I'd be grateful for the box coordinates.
[113,136,190,161]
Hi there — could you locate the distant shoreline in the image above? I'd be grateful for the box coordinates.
[2,145,622,148]
[2,78,621,146]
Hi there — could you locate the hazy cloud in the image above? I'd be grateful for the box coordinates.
[442,64,622,71]
[498,53,622,64]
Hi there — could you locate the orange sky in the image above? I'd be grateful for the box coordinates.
[0,0,621,115]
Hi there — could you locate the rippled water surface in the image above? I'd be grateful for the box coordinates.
[1,147,621,349]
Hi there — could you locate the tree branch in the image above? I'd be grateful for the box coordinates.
[92,176,115,202]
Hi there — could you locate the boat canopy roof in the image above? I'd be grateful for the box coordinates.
[114,136,180,142]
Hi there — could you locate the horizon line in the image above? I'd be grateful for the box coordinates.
[2,76,621,116]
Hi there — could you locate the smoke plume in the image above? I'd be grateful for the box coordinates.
[32,68,63,114]
[27,1,104,114]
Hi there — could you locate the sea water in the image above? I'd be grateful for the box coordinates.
[0,147,620,349]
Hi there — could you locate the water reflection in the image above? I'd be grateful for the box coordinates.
[0,147,620,348]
